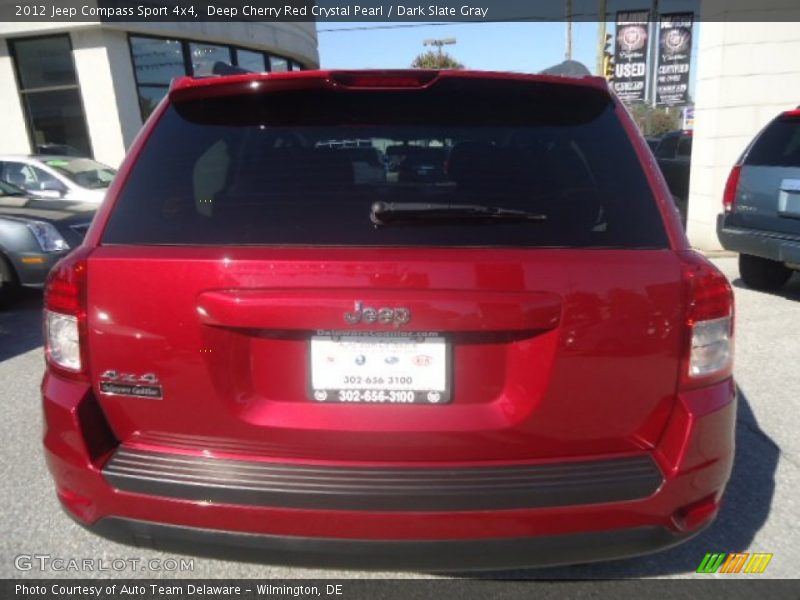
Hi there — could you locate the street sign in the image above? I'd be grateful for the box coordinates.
[683,106,695,130]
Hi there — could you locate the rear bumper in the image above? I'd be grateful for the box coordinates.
[42,374,736,569]
[78,516,704,571]
[102,448,663,512]
[717,214,800,263]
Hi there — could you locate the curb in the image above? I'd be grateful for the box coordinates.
[695,249,736,258]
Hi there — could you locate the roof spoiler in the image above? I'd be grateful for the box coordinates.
[168,69,611,103]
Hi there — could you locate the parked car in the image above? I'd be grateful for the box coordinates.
[41,70,735,570]
[653,130,693,227]
[35,143,84,157]
[645,135,662,152]
[0,155,116,204]
[0,180,94,307]
[718,107,800,290]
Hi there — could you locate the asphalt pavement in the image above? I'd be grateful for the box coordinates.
[0,257,798,580]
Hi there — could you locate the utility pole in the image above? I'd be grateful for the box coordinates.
[596,0,607,75]
[423,37,456,57]
[565,0,573,60]
[650,0,660,107]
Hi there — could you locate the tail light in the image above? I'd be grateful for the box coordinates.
[680,252,734,390]
[722,164,742,213]
[331,71,439,88]
[44,247,92,381]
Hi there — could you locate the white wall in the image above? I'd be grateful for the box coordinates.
[688,12,800,250]
[0,39,30,155]
[97,29,143,153]
[71,28,130,167]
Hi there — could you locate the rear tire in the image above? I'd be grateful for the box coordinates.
[0,253,20,310]
[739,253,792,290]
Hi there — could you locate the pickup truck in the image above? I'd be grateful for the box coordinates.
[653,130,692,228]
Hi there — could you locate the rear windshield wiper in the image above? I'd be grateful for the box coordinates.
[370,201,547,226]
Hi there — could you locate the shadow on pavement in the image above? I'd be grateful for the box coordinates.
[731,273,800,301]
[453,385,778,579]
[0,287,44,362]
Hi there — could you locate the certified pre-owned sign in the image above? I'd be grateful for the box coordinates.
[655,13,694,106]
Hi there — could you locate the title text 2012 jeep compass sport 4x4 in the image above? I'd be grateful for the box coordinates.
[42,70,735,570]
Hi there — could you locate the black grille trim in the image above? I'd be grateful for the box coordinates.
[103,447,663,511]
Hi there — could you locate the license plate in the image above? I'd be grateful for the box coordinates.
[779,179,800,218]
[309,333,450,404]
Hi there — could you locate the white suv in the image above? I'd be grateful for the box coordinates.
[0,155,116,204]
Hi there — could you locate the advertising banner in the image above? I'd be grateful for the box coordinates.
[613,11,650,103]
[656,13,694,106]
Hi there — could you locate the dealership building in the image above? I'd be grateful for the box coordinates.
[0,21,318,168]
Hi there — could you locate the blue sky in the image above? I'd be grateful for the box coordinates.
[318,19,699,96]
[318,21,601,73]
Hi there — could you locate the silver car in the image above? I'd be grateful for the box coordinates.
[718,107,800,290]
[0,155,116,204]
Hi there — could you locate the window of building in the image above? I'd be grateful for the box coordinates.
[8,35,92,157]
[189,42,232,76]
[270,56,289,72]
[129,36,310,121]
[129,36,185,120]
[235,49,267,73]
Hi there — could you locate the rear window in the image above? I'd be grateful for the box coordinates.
[103,78,668,248]
[746,115,800,167]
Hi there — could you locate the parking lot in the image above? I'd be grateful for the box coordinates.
[0,256,797,579]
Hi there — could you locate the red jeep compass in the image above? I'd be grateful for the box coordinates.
[42,70,735,570]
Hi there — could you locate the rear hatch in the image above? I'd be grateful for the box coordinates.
[729,110,800,236]
[86,73,684,463]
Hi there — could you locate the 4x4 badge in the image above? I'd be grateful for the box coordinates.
[344,301,411,327]
[99,370,163,400]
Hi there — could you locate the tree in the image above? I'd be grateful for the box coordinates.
[649,110,680,136]
[628,104,681,136]
[411,50,464,69]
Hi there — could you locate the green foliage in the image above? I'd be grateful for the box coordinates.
[411,50,464,70]
[649,110,679,136]
[628,104,682,136]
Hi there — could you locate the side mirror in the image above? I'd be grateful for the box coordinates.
[38,180,67,198]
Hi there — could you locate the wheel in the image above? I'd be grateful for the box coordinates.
[0,253,20,309]
[738,253,792,291]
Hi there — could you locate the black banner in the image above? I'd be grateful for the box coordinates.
[4,579,800,600]
[655,13,694,106]
[612,11,650,104]
[0,0,797,23]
